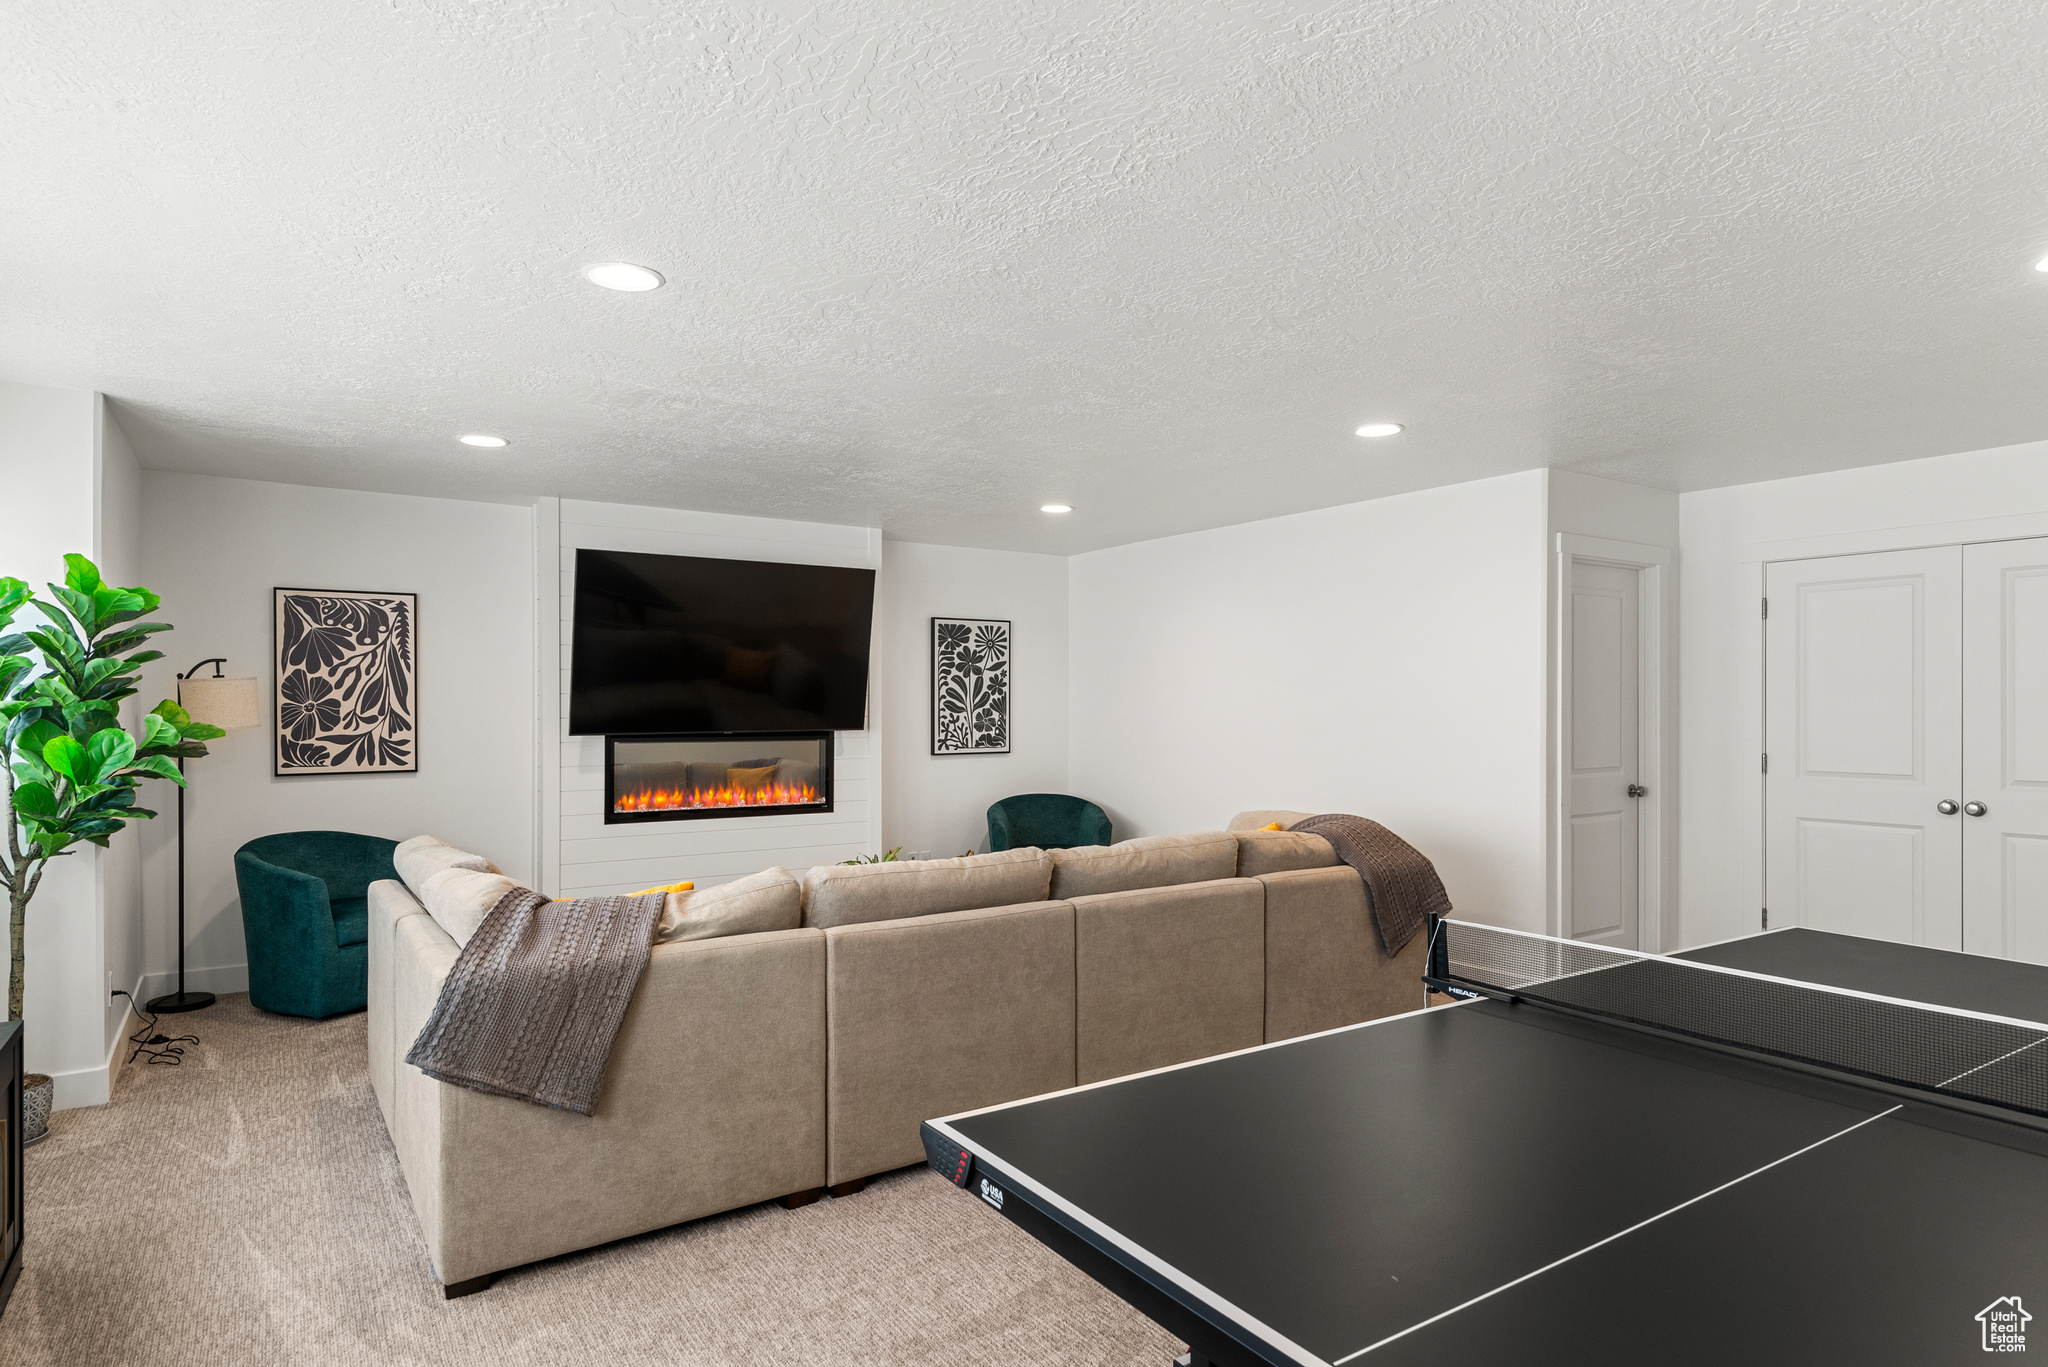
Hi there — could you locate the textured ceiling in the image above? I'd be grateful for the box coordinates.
[6,2,2048,553]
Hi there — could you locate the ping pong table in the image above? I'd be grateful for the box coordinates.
[920,919,2048,1365]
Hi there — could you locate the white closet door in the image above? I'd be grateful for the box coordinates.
[1567,562,1642,947]
[1766,548,1964,948]
[1962,537,2048,962]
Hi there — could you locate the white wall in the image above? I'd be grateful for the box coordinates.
[1678,439,2048,949]
[137,473,536,997]
[0,382,115,1105]
[876,540,1070,860]
[1068,470,1552,931]
[96,403,144,1060]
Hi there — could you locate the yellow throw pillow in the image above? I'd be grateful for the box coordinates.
[727,765,777,790]
[629,879,695,896]
[1260,822,1284,831]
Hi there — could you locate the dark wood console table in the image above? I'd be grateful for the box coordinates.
[0,1021,21,1315]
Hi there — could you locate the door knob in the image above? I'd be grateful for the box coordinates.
[1627,784,1647,798]
[1965,801,1988,817]
[1937,800,1959,815]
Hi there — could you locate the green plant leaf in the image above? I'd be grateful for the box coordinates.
[10,781,56,819]
[179,721,226,743]
[78,658,124,692]
[94,623,174,657]
[62,554,102,595]
[86,729,136,782]
[46,584,97,635]
[63,701,117,736]
[123,754,185,785]
[152,698,192,728]
[42,734,88,782]
[26,625,84,672]
[143,712,179,749]
[14,718,62,757]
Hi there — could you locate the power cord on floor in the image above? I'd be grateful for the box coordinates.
[112,990,197,1066]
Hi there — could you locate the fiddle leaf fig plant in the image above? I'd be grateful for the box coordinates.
[0,555,223,1021]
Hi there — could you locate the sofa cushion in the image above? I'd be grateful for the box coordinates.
[418,866,523,949]
[331,895,369,948]
[823,901,1076,1185]
[1234,829,1339,878]
[1225,810,1318,833]
[801,848,1053,929]
[1048,832,1238,899]
[394,835,502,900]
[1071,879,1265,1083]
[657,867,803,943]
[1261,865,1427,1041]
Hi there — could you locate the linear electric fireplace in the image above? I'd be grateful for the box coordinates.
[604,732,833,824]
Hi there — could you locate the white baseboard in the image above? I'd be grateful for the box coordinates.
[135,961,249,1004]
[49,964,251,1112]
[49,1000,132,1112]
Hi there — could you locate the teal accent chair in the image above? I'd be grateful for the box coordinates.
[235,832,398,1019]
[985,794,1112,852]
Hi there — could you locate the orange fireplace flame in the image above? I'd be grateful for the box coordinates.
[615,781,822,814]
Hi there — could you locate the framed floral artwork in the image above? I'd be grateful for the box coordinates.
[931,616,1010,755]
[273,588,418,776]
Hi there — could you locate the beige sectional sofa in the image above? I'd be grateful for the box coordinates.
[368,812,1429,1294]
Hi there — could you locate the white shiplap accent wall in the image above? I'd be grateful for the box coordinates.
[538,498,883,898]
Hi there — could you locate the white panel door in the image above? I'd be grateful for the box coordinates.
[1567,562,1641,946]
[1963,537,2048,963]
[1766,548,1963,948]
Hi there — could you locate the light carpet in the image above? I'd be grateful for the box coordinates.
[0,994,1183,1367]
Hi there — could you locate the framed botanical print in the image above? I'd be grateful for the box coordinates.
[273,588,418,775]
[931,616,1011,755]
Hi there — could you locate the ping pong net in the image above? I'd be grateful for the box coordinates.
[1424,917,2048,1122]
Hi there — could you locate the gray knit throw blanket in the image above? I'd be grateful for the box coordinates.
[405,887,665,1116]
[1289,814,1452,955]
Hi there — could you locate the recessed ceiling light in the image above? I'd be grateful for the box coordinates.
[1354,423,1404,438]
[458,434,508,448]
[1040,504,1073,514]
[585,262,665,292]
[2035,256,2048,273]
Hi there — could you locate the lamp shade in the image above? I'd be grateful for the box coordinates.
[180,676,260,730]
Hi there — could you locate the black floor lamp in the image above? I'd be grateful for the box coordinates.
[145,658,259,1015]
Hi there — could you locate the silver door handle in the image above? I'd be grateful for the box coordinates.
[1627,784,1647,798]
[1937,800,1959,815]
[1965,801,1988,817]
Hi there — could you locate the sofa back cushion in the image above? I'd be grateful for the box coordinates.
[1071,880,1265,1083]
[802,848,1054,929]
[419,866,522,949]
[822,901,1076,1185]
[394,835,502,900]
[1048,832,1238,899]
[1225,810,1318,833]
[657,867,804,943]
[1234,829,1339,878]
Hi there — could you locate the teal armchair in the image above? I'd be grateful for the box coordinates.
[234,831,398,1019]
[985,794,1112,852]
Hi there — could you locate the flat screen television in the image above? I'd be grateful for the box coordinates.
[569,548,876,735]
